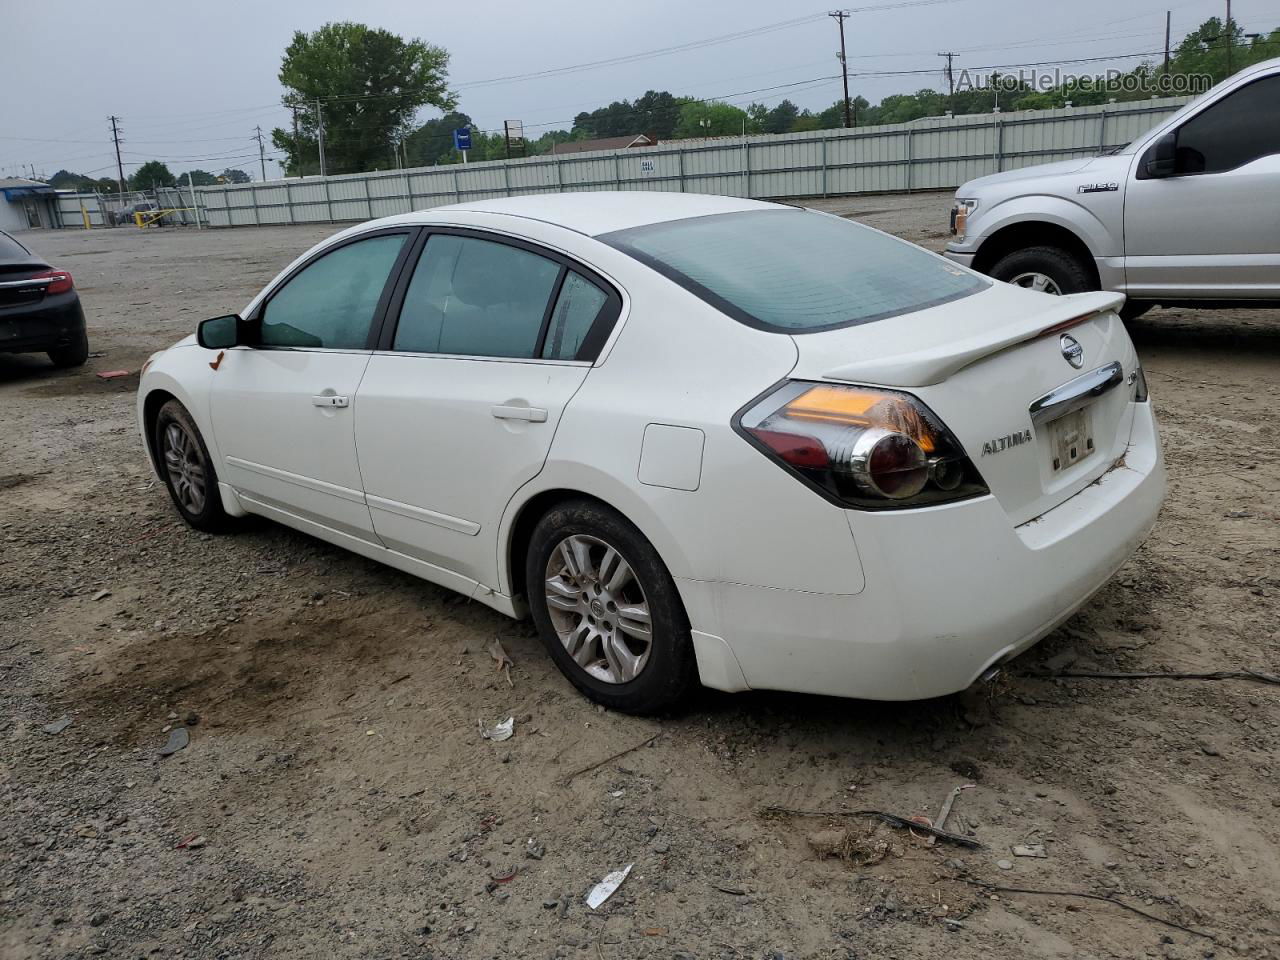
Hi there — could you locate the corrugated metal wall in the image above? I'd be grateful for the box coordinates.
[195,97,1186,227]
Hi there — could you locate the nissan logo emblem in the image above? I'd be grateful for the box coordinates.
[1060,334,1085,368]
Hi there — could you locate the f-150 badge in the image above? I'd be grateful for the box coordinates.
[1077,182,1119,193]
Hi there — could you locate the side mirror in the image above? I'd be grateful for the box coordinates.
[1143,131,1177,178]
[197,314,242,349]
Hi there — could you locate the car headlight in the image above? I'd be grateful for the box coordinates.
[950,198,979,239]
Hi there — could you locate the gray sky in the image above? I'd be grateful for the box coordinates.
[2,0,1268,181]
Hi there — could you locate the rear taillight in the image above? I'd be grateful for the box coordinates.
[736,381,989,509]
[31,269,73,295]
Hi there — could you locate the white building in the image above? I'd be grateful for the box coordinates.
[0,178,60,231]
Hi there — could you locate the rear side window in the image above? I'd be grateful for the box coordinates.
[542,272,608,360]
[261,234,406,349]
[601,209,986,332]
[394,234,561,358]
[1175,75,1280,174]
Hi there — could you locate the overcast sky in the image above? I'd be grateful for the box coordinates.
[2,0,1269,181]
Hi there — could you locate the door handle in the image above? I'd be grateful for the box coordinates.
[490,404,548,422]
[312,395,350,408]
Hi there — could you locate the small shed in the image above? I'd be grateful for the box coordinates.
[0,178,60,231]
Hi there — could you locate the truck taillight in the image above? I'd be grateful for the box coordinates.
[735,381,989,509]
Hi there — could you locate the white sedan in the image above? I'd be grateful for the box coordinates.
[137,192,1165,714]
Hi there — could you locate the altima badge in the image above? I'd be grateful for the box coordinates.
[1060,334,1084,368]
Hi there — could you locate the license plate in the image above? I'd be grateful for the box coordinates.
[1049,408,1094,472]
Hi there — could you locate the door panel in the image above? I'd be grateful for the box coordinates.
[355,356,588,585]
[1124,73,1280,297]
[210,348,378,540]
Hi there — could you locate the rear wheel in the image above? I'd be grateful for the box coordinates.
[989,245,1094,296]
[154,399,233,533]
[526,499,696,715]
[47,330,88,368]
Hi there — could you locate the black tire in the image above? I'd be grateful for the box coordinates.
[47,330,89,368]
[153,399,233,533]
[988,245,1095,295]
[526,499,696,715]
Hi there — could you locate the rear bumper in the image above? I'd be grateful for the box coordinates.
[680,401,1165,700]
[0,293,85,354]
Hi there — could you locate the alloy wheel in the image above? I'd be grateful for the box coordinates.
[1008,271,1062,295]
[163,421,207,514]
[544,534,653,684]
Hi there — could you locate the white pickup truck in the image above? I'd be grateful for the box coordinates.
[945,57,1280,316]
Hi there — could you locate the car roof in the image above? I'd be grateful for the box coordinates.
[403,191,783,237]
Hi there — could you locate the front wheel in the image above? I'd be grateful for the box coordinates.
[154,399,234,533]
[989,245,1094,296]
[526,499,696,715]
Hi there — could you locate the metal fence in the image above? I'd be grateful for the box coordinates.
[54,186,202,228]
[56,97,1188,230]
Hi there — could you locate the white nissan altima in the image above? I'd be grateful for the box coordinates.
[137,192,1165,714]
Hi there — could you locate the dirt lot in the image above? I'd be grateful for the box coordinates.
[1,192,1277,960]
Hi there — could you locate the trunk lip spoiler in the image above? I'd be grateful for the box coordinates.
[819,290,1125,388]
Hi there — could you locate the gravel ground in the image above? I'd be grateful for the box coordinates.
[1,193,1277,960]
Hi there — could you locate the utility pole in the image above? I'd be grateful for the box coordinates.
[291,104,301,177]
[829,10,853,128]
[254,125,267,182]
[1163,10,1172,75]
[315,99,327,177]
[109,115,125,195]
[1225,0,1233,75]
[938,52,956,116]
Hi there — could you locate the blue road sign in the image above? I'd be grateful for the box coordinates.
[453,128,472,151]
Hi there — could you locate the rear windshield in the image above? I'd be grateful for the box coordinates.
[600,208,987,332]
[0,231,30,258]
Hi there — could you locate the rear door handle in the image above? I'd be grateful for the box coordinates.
[490,404,548,422]
[312,395,350,408]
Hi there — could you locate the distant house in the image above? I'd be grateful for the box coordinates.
[0,178,59,231]
[550,134,658,156]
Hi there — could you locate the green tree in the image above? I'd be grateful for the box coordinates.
[271,22,454,176]
[177,169,218,186]
[673,100,750,138]
[220,168,251,184]
[130,160,176,190]
[762,99,800,134]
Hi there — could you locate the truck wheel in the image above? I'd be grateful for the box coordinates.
[989,246,1094,296]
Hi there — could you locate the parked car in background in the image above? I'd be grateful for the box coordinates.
[137,193,1164,714]
[0,229,88,368]
[946,57,1280,315]
[113,201,159,226]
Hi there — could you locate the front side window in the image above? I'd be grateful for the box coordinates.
[393,234,562,358]
[1175,75,1280,175]
[601,209,987,333]
[260,233,406,349]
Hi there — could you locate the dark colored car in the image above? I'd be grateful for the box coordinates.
[0,230,88,368]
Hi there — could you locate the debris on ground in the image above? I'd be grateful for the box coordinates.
[479,717,514,742]
[585,863,632,909]
[927,783,974,847]
[1012,843,1047,858]
[488,638,514,687]
[95,370,131,380]
[90,589,111,602]
[807,823,897,866]
[525,839,545,860]
[764,806,982,849]
[41,717,72,735]
[174,834,206,850]
[157,726,190,757]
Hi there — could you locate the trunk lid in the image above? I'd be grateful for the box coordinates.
[787,282,1139,525]
[0,254,51,310]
